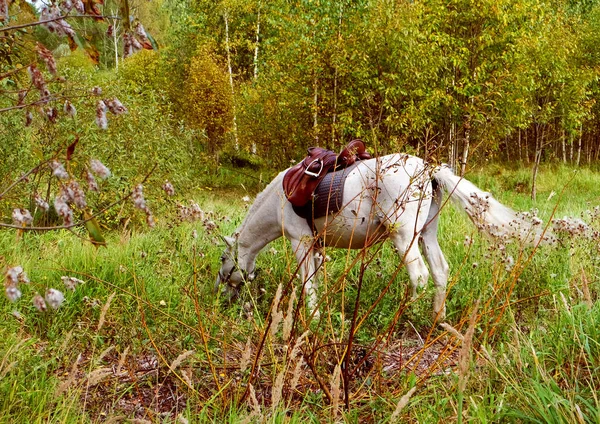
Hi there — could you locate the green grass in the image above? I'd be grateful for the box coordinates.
[1,164,599,423]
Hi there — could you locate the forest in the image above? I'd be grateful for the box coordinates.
[1,0,600,422]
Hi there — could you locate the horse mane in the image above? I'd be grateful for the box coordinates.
[236,169,287,236]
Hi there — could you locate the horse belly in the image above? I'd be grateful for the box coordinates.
[313,206,386,249]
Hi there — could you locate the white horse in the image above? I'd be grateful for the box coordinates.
[215,153,538,320]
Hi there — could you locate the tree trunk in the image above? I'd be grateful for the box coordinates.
[331,4,343,147]
[518,129,522,162]
[224,11,239,150]
[313,76,319,144]
[531,124,542,201]
[576,123,582,166]
[561,128,566,164]
[449,121,456,170]
[524,128,530,163]
[460,119,470,176]
[253,4,261,81]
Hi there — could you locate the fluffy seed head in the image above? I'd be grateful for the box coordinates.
[5,285,22,302]
[64,100,76,117]
[95,100,108,130]
[162,181,175,196]
[45,288,65,309]
[50,160,69,180]
[12,208,33,226]
[90,159,111,179]
[32,294,47,311]
[61,276,85,291]
[34,193,50,211]
[105,97,127,115]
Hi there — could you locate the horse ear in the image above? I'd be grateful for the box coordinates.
[223,236,236,248]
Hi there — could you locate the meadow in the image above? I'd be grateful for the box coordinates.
[1,164,599,423]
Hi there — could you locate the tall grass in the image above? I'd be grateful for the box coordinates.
[0,165,599,422]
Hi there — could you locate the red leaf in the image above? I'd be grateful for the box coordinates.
[66,136,79,161]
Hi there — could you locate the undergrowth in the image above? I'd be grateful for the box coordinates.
[1,165,599,423]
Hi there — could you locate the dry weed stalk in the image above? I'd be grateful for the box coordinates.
[181,368,194,387]
[330,364,342,420]
[97,292,116,332]
[282,287,297,341]
[55,353,81,397]
[390,386,417,423]
[271,367,285,411]
[87,366,112,386]
[440,322,465,341]
[240,338,253,374]
[289,357,305,394]
[169,350,195,372]
[269,283,284,337]
[116,346,129,375]
[248,383,262,418]
[97,345,115,363]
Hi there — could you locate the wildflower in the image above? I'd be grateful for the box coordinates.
[134,22,153,49]
[73,0,84,14]
[36,43,57,75]
[12,208,33,226]
[50,160,69,180]
[105,97,127,115]
[64,100,76,118]
[146,213,156,228]
[162,181,175,196]
[1,0,8,22]
[25,111,33,127]
[132,184,147,210]
[54,195,74,226]
[45,107,58,123]
[131,35,143,52]
[45,288,65,309]
[5,285,22,302]
[505,256,514,271]
[86,170,99,192]
[90,159,111,179]
[6,266,24,285]
[34,193,49,211]
[32,294,47,311]
[61,276,85,291]
[60,0,73,12]
[123,32,134,58]
[66,180,87,209]
[96,100,108,130]
[204,220,217,232]
[463,235,472,248]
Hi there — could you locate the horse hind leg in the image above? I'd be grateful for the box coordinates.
[389,230,430,302]
[419,185,449,321]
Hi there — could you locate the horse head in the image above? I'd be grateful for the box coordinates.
[215,234,254,300]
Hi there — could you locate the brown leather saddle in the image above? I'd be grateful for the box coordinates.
[282,140,371,220]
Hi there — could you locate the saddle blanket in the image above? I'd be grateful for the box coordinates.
[292,163,357,221]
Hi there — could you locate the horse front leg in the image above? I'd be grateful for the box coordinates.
[290,237,319,316]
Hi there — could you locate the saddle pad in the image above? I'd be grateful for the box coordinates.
[292,163,357,221]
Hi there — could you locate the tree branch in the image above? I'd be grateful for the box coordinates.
[0,163,158,232]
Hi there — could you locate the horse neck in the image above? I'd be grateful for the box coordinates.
[235,171,286,271]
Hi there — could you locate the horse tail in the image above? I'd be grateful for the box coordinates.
[432,165,544,244]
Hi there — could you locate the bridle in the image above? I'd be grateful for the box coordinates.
[218,250,253,291]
